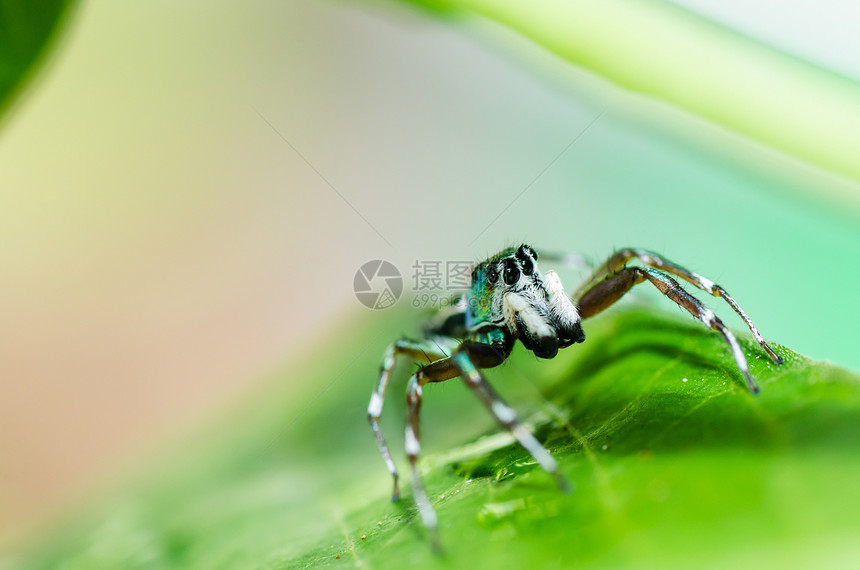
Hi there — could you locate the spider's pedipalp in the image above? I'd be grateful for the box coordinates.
[544,270,585,348]
[503,291,559,358]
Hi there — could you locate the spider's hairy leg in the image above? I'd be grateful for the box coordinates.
[453,344,571,493]
[395,341,508,545]
[404,370,440,550]
[399,338,527,545]
[577,266,763,393]
[576,248,782,364]
[368,338,454,501]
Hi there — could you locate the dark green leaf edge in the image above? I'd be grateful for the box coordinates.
[0,0,79,124]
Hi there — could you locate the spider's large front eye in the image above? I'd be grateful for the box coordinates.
[504,260,520,285]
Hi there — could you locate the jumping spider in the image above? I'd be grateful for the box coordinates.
[367,245,782,543]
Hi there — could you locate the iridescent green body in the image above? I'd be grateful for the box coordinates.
[466,246,518,329]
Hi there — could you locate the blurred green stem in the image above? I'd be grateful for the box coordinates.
[439,0,860,183]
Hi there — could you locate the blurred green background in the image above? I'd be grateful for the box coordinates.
[1,0,858,565]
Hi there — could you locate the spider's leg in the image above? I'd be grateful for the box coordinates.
[575,248,781,364]
[404,370,440,549]
[453,344,571,492]
[368,338,454,501]
[399,341,514,543]
[577,266,762,393]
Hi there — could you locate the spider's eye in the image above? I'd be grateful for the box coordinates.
[503,259,520,285]
[521,256,534,276]
[486,267,499,283]
[516,245,535,275]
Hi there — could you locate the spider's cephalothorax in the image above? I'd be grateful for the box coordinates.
[465,244,585,359]
[368,244,783,548]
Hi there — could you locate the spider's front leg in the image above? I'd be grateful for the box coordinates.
[404,369,437,545]
[454,341,571,493]
[368,338,456,501]
[575,248,782,365]
[403,340,568,545]
[574,252,781,392]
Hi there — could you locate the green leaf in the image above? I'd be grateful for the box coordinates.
[13,306,860,569]
[0,0,76,120]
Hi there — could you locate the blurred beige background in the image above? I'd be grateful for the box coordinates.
[2,0,859,547]
[2,0,550,540]
[0,0,385,540]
